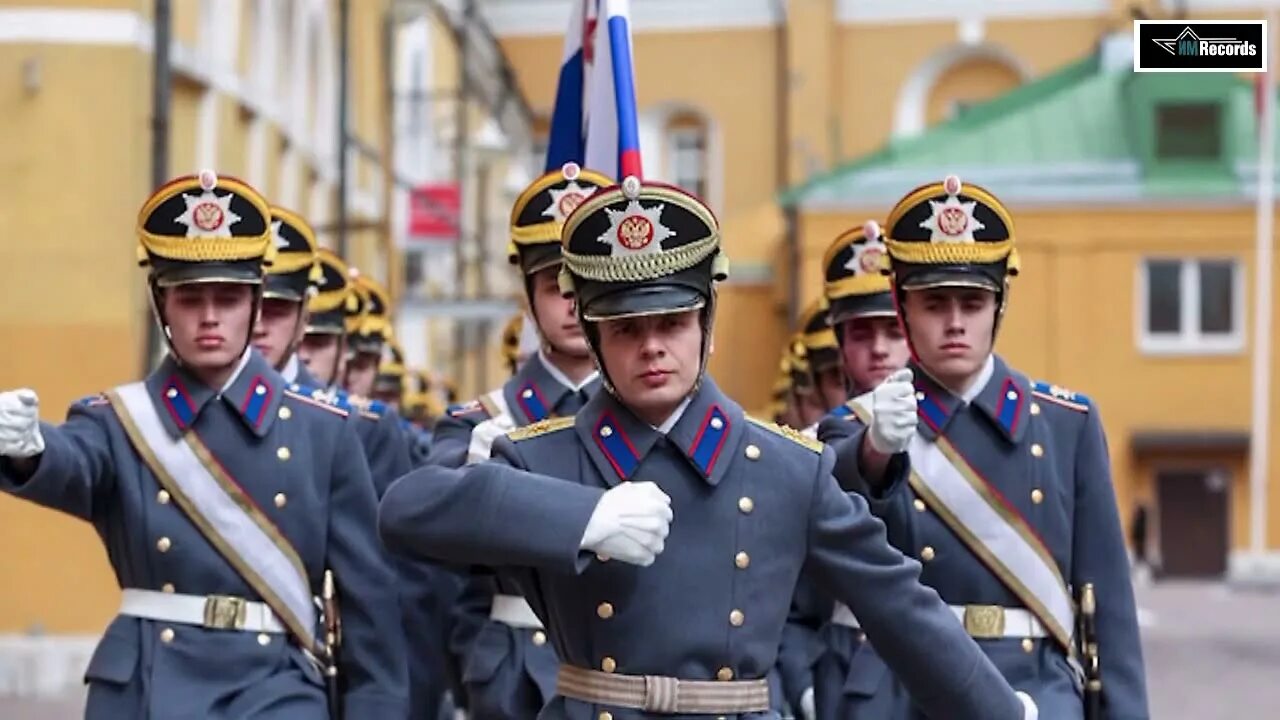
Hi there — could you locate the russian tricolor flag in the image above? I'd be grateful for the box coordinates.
[545,0,642,180]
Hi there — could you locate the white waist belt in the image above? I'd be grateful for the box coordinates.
[830,602,861,629]
[489,594,543,629]
[949,605,1048,639]
[119,588,286,633]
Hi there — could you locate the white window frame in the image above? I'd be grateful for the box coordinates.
[666,125,709,200]
[1136,257,1245,355]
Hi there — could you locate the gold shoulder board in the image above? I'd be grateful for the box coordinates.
[507,415,576,442]
[746,416,823,453]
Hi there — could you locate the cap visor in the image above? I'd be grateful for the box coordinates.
[581,285,707,322]
[828,292,898,324]
[898,269,998,293]
[154,263,263,288]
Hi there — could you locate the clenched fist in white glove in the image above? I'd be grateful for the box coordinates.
[1016,690,1038,720]
[466,415,516,465]
[798,687,816,720]
[867,368,917,455]
[0,389,45,458]
[579,481,672,567]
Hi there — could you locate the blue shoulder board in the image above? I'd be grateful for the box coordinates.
[447,399,491,419]
[829,404,853,419]
[366,399,388,417]
[288,383,353,413]
[1030,381,1091,412]
[76,392,109,407]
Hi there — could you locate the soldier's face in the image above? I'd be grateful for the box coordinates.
[530,268,589,358]
[162,283,256,371]
[838,316,910,393]
[597,309,703,426]
[901,288,996,387]
[299,334,345,385]
[345,353,379,396]
[251,298,306,369]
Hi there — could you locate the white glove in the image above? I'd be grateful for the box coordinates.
[867,368,917,454]
[799,686,816,720]
[465,415,516,465]
[451,709,469,720]
[1017,690,1038,720]
[579,481,672,567]
[0,389,44,458]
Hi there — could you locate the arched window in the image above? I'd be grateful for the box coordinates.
[893,44,1030,139]
[665,112,709,200]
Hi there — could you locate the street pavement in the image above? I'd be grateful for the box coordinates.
[1,580,1275,718]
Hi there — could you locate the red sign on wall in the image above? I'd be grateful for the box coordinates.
[408,183,461,241]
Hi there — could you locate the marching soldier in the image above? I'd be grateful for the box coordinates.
[252,207,413,500]
[344,272,393,398]
[0,171,407,718]
[797,299,845,428]
[442,163,610,720]
[779,219,912,719]
[380,176,1038,720]
[786,335,828,429]
[819,176,1148,718]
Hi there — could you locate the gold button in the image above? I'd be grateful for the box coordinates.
[600,426,613,438]
[1030,403,1041,416]
[156,537,171,553]
[274,493,287,508]
[856,631,867,643]
[738,497,754,514]
[277,447,291,461]
[913,499,926,512]
[1022,638,1035,653]
[532,631,547,646]
[166,388,178,399]
[161,583,175,593]
[1030,443,1044,458]
[599,713,613,720]
[596,553,610,562]
[156,490,171,505]
[278,406,292,420]
[255,385,267,396]
[1006,390,1018,400]
[711,417,724,430]
[601,656,616,673]
[160,628,175,643]
[597,602,614,619]
[920,546,935,562]
[729,609,745,627]
[523,389,534,399]
[734,551,750,569]
[915,391,925,401]
[717,666,734,681]
[1031,489,1044,504]
[258,633,271,646]
[744,444,760,460]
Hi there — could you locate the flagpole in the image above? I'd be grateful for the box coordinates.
[1249,7,1277,559]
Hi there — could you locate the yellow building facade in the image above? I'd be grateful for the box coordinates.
[493,0,1280,580]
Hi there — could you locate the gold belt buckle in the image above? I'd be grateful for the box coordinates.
[203,595,248,630]
[963,605,1005,639]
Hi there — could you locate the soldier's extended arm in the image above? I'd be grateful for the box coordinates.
[380,435,606,572]
[381,434,671,572]
[325,422,410,717]
[0,393,115,521]
[1071,407,1150,719]
[818,414,915,550]
[804,447,1032,720]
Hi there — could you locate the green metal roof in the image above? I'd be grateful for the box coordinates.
[782,43,1279,209]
